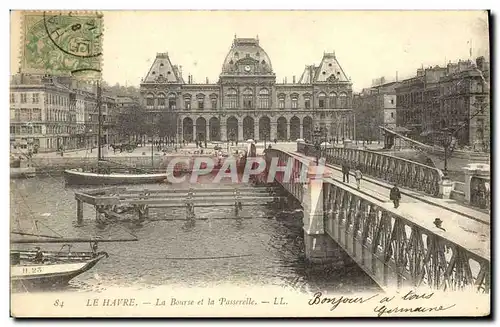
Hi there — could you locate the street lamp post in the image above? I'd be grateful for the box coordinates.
[442,130,453,179]
[151,114,155,168]
[313,126,321,165]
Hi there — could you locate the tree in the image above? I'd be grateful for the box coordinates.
[115,105,147,142]
[157,111,178,140]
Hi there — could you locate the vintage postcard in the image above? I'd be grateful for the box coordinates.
[9,10,490,318]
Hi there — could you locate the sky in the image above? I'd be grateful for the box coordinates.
[10,10,489,92]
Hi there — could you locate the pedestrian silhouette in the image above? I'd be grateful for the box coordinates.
[342,160,350,183]
[390,184,401,208]
[354,166,363,190]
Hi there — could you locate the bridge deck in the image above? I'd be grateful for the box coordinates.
[288,151,490,260]
[292,151,490,223]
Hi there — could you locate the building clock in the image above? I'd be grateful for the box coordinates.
[244,65,251,72]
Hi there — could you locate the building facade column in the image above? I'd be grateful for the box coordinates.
[254,122,259,141]
[206,121,209,142]
[177,116,183,143]
[220,117,227,142]
[270,121,277,142]
[238,121,244,142]
[192,122,197,142]
[299,123,303,139]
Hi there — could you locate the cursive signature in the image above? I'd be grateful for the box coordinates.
[374,304,457,317]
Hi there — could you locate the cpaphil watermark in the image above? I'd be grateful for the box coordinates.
[163,156,328,184]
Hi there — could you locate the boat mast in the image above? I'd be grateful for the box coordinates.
[97,81,102,163]
[11,237,138,244]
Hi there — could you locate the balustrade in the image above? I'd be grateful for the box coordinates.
[298,142,443,197]
[265,147,489,292]
[323,181,490,292]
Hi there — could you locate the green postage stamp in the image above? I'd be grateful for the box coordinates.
[21,11,103,79]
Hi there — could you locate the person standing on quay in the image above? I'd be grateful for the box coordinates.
[354,166,363,190]
[390,184,401,209]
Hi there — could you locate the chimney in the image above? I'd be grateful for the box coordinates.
[293,75,296,83]
[206,77,209,84]
[285,77,288,84]
[476,56,485,71]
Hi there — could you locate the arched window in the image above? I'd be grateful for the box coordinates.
[259,88,270,109]
[168,93,177,110]
[210,93,218,109]
[304,93,311,109]
[183,94,192,110]
[291,93,299,109]
[157,93,166,107]
[329,92,337,108]
[146,93,154,108]
[226,88,238,109]
[339,92,347,108]
[197,94,205,110]
[318,92,326,109]
[243,88,253,109]
[278,93,286,109]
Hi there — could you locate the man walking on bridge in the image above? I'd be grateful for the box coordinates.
[390,184,401,209]
[354,166,363,190]
[342,160,350,183]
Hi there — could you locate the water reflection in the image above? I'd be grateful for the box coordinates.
[11,176,380,294]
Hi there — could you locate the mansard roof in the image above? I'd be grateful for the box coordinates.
[143,53,184,84]
[298,52,349,84]
[298,65,317,84]
[221,37,273,75]
[314,52,349,82]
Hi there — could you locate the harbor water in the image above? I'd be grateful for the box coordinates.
[10,175,380,294]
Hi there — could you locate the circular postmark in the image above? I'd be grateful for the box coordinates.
[42,11,102,59]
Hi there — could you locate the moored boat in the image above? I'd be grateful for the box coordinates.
[10,167,36,179]
[10,248,108,290]
[64,169,170,186]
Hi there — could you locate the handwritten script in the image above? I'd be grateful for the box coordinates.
[308,289,457,317]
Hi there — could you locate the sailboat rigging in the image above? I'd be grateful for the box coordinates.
[10,180,138,291]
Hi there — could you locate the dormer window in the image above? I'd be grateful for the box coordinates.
[322,71,326,75]
[261,60,266,65]
[160,63,164,67]
[256,52,260,57]
[328,63,332,67]
[234,52,239,58]
[229,60,234,65]
[167,71,171,75]
[152,71,156,75]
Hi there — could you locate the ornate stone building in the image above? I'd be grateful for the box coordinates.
[139,37,354,143]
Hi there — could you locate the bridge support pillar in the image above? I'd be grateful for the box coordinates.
[302,165,336,264]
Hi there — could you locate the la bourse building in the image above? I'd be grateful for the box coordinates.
[139,37,355,144]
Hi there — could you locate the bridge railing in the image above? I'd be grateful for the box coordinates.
[323,181,490,292]
[297,142,444,197]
